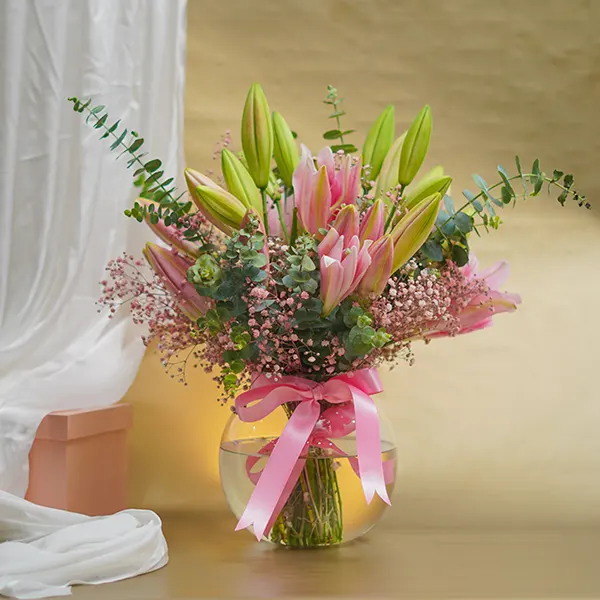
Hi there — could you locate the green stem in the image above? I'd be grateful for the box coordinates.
[383,184,406,233]
[333,99,345,144]
[275,190,290,241]
[261,188,270,237]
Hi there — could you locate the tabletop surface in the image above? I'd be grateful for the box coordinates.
[72,511,600,600]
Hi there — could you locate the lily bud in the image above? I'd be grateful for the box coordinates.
[390,192,442,272]
[142,243,209,321]
[332,204,359,240]
[241,83,274,189]
[359,198,385,242]
[398,105,432,187]
[357,235,394,296]
[403,171,452,211]
[272,111,299,189]
[184,167,220,195]
[221,148,262,213]
[362,104,395,181]
[374,133,406,200]
[194,185,247,234]
[185,168,236,232]
[139,198,201,259]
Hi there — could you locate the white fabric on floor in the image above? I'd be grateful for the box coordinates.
[0,491,168,599]
[0,0,187,494]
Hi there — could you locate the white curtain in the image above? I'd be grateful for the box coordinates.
[0,0,187,496]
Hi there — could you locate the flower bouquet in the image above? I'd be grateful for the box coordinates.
[69,84,588,547]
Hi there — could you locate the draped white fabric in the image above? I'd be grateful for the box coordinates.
[0,491,168,599]
[0,0,187,495]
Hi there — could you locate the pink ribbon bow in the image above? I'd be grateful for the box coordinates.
[234,368,391,540]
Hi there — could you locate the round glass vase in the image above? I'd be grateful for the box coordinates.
[219,399,396,547]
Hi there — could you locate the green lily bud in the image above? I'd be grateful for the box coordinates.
[390,192,442,272]
[194,185,247,234]
[221,148,262,213]
[403,170,452,210]
[272,111,299,189]
[398,105,432,187]
[188,254,222,288]
[362,104,395,181]
[241,83,274,189]
[374,133,406,200]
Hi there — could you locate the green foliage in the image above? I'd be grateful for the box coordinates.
[419,156,589,268]
[322,85,358,153]
[68,97,195,230]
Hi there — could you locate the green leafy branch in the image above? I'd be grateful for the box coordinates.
[421,156,590,266]
[67,97,194,229]
[322,85,357,154]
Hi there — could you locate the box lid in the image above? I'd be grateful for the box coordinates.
[34,404,133,441]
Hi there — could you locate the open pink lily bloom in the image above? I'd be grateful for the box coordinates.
[293,145,362,235]
[143,243,210,321]
[318,228,372,316]
[428,255,521,337]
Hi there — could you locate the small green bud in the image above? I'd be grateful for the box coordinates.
[398,105,432,186]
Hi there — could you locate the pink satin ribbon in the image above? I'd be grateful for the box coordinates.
[234,368,391,540]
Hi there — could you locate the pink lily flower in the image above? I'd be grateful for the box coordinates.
[293,145,363,235]
[428,255,521,338]
[359,198,385,243]
[294,146,331,235]
[142,242,210,321]
[332,204,359,240]
[357,235,394,297]
[318,228,372,316]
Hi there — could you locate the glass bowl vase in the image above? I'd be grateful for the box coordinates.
[219,399,396,547]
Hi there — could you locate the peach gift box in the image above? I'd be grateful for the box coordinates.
[26,404,133,516]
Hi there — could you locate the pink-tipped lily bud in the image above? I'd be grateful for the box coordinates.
[357,235,394,297]
[362,104,395,181]
[359,198,385,243]
[142,242,209,321]
[332,204,359,240]
[221,148,262,214]
[398,105,432,186]
[139,198,201,259]
[194,185,247,235]
[390,192,442,273]
[241,83,274,189]
[184,168,231,232]
[272,111,299,189]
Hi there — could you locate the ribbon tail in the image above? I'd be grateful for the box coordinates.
[235,401,320,540]
[350,385,391,506]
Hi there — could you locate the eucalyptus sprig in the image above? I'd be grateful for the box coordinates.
[322,85,357,154]
[68,97,194,228]
[421,156,590,266]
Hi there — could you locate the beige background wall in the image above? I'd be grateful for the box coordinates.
[123,0,600,526]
